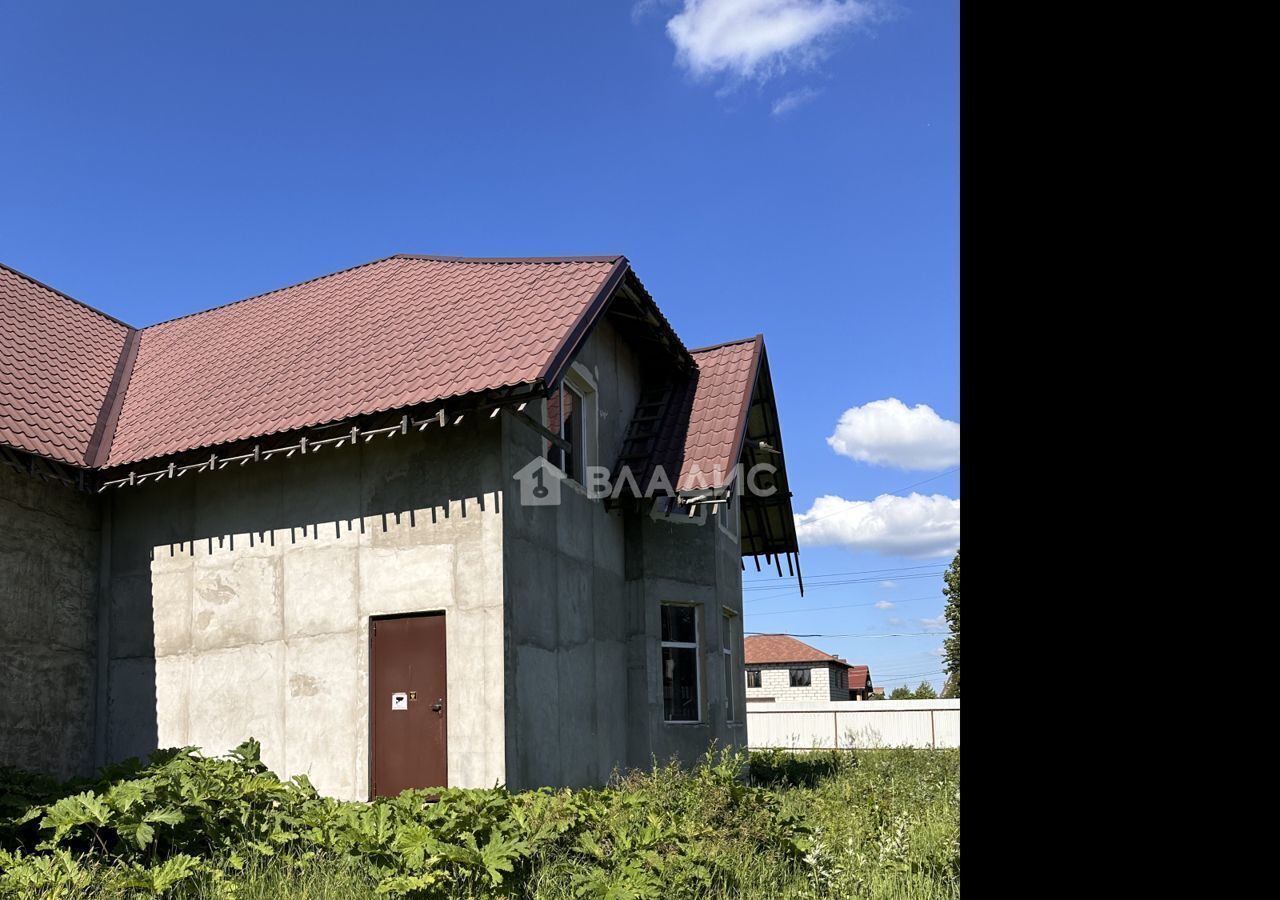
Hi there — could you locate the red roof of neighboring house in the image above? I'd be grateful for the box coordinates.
[104,255,625,467]
[744,634,851,668]
[848,665,872,688]
[0,264,131,466]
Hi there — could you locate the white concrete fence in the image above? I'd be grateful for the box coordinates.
[745,699,960,750]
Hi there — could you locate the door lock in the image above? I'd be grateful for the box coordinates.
[408,691,417,701]
[431,699,443,712]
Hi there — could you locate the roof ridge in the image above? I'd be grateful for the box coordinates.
[139,254,401,330]
[139,254,629,331]
[689,334,763,354]
[394,254,625,265]
[0,261,135,331]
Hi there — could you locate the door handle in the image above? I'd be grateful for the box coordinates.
[431,699,443,713]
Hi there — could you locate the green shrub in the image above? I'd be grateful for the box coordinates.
[0,742,958,899]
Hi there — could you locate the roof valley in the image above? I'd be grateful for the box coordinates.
[84,328,141,468]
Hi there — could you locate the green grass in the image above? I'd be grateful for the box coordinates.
[0,744,958,899]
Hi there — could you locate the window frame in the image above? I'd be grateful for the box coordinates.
[789,668,811,688]
[546,363,598,487]
[746,668,762,688]
[562,381,586,483]
[721,608,740,724]
[661,603,701,724]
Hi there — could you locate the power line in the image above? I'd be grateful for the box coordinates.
[745,631,947,638]
[875,667,947,677]
[878,671,947,686]
[743,570,944,592]
[872,662,949,675]
[744,572,946,604]
[885,467,960,495]
[745,595,936,617]
[742,562,948,585]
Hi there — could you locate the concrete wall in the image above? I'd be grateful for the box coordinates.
[2,318,750,794]
[747,663,847,702]
[0,463,100,779]
[500,319,640,790]
[103,418,506,800]
[500,317,746,789]
[625,498,745,769]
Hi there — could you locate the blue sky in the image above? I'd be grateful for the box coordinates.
[1,1,958,694]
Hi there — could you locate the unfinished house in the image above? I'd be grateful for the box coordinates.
[743,635,858,703]
[0,254,800,800]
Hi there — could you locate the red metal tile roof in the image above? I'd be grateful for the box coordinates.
[103,255,624,467]
[3,254,783,485]
[848,665,872,688]
[678,337,760,490]
[0,264,131,466]
[744,634,851,668]
[645,336,761,492]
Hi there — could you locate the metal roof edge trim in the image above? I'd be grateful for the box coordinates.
[0,261,135,331]
[689,335,762,354]
[675,334,764,496]
[138,254,402,330]
[748,657,852,669]
[538,257,632,391]
[394,254,625,264]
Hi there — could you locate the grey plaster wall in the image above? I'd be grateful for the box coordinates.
[500,319,640,790]
[2,318,749,795]
[625,498,745,769]
[0,462,100,779]
[501,319,745,789]
[103,418,506,800]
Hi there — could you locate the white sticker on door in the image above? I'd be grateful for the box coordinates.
[391,692,408,710]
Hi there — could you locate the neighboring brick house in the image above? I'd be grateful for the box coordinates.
[744,635,868,703]
[0,254,803,797]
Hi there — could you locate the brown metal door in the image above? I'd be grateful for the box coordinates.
[371,613,447,797]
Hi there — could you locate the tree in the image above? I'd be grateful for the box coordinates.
[889,685,914,700]
[941,549,960,698]
[913,681,937,699]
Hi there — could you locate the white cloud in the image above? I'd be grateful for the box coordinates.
[874,600,894,610]
[666,0,879,81]
[795,492,960,558]
[918,615,947,633]
[771,86,821,115]
[929,645,945,657]
[879,580,897,588]
[632,0,679,23]
[827,398,960,470]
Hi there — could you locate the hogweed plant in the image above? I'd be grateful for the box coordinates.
[0,741,957,899]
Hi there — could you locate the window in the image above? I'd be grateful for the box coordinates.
[789,668,811,687]
[746,669,762,688]
[545,367,595,484]
[661,604,699,722]
[722,611,738,722]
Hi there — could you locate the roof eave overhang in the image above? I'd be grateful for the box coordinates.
[539,260,695,393]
